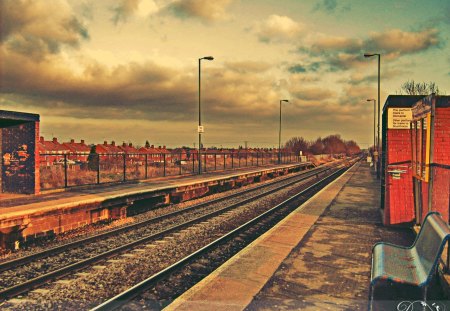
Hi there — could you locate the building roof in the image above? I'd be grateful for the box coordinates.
[62,139,90,153]
[38,137,70,154]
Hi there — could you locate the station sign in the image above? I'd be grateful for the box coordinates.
[388,108,412,129]
[198,125,204,133]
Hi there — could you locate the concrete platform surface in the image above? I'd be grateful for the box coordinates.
[0,163,302,216]
[165,162,423,311]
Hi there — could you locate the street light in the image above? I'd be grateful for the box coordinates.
[198,56,214,174]
[367,99,376,172]
[278,99,289,164]
[364,52,381,179]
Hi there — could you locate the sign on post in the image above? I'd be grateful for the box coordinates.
[198,125,204,133]
[388,108,412,129]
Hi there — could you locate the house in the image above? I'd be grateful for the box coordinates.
[62,139,90,162]
[38,137,70,165]
[95,141,124,163]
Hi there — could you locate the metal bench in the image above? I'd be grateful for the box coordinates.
[369,211,450,310]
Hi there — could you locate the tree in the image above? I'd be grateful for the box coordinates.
[344,140,361,156]
[145,140,151,148]
[285,137,309,154]
[309,138,324,155]
[398,80,442,95]
[87,145,99,171]
[322,135,346,156]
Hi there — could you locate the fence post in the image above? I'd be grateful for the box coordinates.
[223,154,226,170]
[203,153,207,173]
[97,154,100,184]
[238,151,241,168]
[179,152,182,175]
[163,153,166,177]
[64,154,68,188]
[192,153,195,174]
[231,153,234,169]
[214,154,217,171]
[123,153,126,181]
[145,154,148,179]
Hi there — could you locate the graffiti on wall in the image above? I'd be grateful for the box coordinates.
[2,144,30,177]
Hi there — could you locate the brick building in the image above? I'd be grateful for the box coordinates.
[0,110,40,194]
[381,94,450,225]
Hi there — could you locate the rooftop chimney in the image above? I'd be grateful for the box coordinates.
[81,140,85,144]
[40,136,44,142]
[111,141,115,146]
[52,137,58,143]
[129,143,133,147]
[104,141,107,145]
[151,145,154,148]
[122,142,127,147]
[70,139,74,143]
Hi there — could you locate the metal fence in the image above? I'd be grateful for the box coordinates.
[39,151,301,190]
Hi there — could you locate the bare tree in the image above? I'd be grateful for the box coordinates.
[398,80,442,95]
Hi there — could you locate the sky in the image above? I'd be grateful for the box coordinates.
[1,0,449,149]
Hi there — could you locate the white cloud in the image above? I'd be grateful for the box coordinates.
[256,15,304,43]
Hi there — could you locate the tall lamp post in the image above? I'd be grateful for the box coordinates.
[367,99,376,172]
[364,52,381,179]
[198,56,214,174]
[278,99,289,164]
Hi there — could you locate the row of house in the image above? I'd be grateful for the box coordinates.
[38,137,284,166]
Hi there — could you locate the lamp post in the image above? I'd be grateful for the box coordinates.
[367,98,376,172]
[364,52,381,179]
[198,56,214,174]
[278,99,289,164]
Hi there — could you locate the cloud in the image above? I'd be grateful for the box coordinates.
[312,0,351,14]
[299,28,441,72]
[167,0,234,22]
[288,65,307,74]
[289,85,337,101]
[310,35,362,54]
[255,15,304,43]
[1,0,88,60]
[111,0,158,24]
[366,28,440,55]
[312,0,337,13]
[1,42,285,126]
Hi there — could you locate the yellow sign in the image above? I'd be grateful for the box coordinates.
[388,108,412,129]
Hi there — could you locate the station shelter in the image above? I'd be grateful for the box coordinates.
[382,94,450,225]
[0,110,40,195]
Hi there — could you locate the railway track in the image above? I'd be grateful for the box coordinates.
[93,164,352,311]
[0,160,354,310]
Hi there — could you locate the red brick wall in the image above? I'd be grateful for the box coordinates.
[384,128,415,224]
[430,107,450,221]
[1,121,39,194]
[34,121,40,194]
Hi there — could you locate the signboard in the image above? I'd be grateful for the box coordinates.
[388,108,412,129]
[197,125,204,133]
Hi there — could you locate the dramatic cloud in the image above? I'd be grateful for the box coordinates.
[299,28,441,72]
[255,15,304,43]
[168,0,234,22]
[1,0,88,59]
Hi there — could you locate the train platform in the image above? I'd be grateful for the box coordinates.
[165,161,436,311]
[0,162,311,248]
